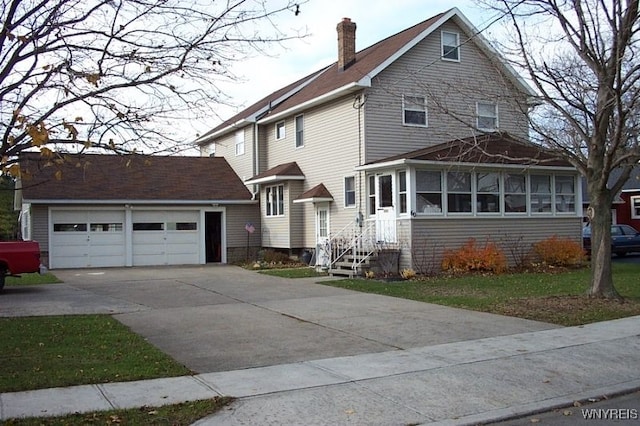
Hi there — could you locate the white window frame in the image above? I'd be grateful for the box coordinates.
[476,101,500,132]
[275,121,286,140]
[265,184,284,217]
[415,170,443,215]
[344,176,356,208]
[402,95,428,127]
[476,172,501,214]
[441,31,460,61]
[477,102,498,131]
[631,195,640,219]
[446,171,473,214]
[554,175,576,214]
[398,171,408,214]
[504,173,528,214]
[295,114,304,148]
[368,175,376,216]
[235,130,245,156]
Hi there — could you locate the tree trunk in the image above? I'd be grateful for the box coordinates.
[587,191,621,299]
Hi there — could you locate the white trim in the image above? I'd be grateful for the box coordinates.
[257,82,369,124]
[23,199,257,205]
[356,158,577,172]
[293,197,333,204]
[244,175,305,185]
[402,94,428,127]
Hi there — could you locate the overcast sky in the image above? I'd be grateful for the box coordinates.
[191,0,499,137]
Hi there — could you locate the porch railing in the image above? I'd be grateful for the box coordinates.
[327,219,385,272]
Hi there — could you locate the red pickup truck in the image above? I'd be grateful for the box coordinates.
[0,241,44,291]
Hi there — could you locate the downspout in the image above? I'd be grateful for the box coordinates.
[252,122,259,199]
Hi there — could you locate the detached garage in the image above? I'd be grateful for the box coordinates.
[17,153,260,269]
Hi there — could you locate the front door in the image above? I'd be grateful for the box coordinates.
[315,203,330,267]
[375,174,396,242]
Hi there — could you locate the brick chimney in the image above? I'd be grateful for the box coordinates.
[337,17,356,71]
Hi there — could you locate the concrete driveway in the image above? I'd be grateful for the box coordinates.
[1,265,558,373]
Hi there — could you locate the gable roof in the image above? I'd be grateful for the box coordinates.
[196,8,536,144]
[244,162,305,185]
[19,153,253,203]
[294,183,334,203]
[359,133,573,170]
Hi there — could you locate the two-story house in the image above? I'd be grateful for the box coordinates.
[196,8,582,274]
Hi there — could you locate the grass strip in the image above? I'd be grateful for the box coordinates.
[322,263,640,326]
[3,396,234,425]
[0,315,192,393]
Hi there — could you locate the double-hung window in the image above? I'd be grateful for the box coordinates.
[266,185,284,216]
[368,176,376,215]
[398,171,407,214]
[441,31,460,61]
[416,171,442,214]
[504,173,527,213]
[447,171,472,213]
[276,121,286,140]
[477,102,498,131]
[531,174,552,213]
[235,130,245,156]
[555,176,575,213]
[295,115,304,148]
[344,176,355,208]
[403,95,427,127]
[476,172,500,213]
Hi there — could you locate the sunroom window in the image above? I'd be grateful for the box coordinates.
[531,174,552,213]
[446,171,472,213]
[416,170,442,214]
[476,172,500,213]
[504,173,527,213]
[555,175,575,213]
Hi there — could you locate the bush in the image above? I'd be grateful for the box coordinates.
[400,268,417,280]
[261,249,293,264]
[441,238,507,274]
[532,236,586,267]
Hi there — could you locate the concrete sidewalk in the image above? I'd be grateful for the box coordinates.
[2,316,639,425]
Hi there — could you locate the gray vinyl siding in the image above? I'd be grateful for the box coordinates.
[406,217,583,271]
[364,20,530,163]
[32,205,49,265]
[259,95,365,248]
[225,204,261,249]
[210,125,256,185]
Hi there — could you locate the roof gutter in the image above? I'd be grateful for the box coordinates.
[257,81,370,125]
[355,158,577,172]
[22,199,258,205]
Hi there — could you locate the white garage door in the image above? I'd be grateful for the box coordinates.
[51,210,126,269]
[132,210,200,266]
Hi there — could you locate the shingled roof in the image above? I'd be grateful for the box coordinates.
[196,8,535,144]
[364,133,573,168]
[19,153,253,203]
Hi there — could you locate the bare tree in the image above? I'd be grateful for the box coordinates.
[1,0,304,174]
[479,0,639,298]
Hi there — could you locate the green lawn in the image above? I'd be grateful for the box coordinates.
[6,272,61,286]
[3,397,233,426]
[0,315,192,393]
[259,266,327,278]
[323,263,640,326]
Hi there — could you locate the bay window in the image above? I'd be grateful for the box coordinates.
[266,185,284,216]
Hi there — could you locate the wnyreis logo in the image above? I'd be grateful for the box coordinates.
[581,408,639,420]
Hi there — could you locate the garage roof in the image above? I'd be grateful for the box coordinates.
[19,153,254,203]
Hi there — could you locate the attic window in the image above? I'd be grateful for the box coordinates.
[441,31,460,61]
[477,102,498,131]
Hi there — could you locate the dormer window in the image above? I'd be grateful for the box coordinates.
[441,31,460,61]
